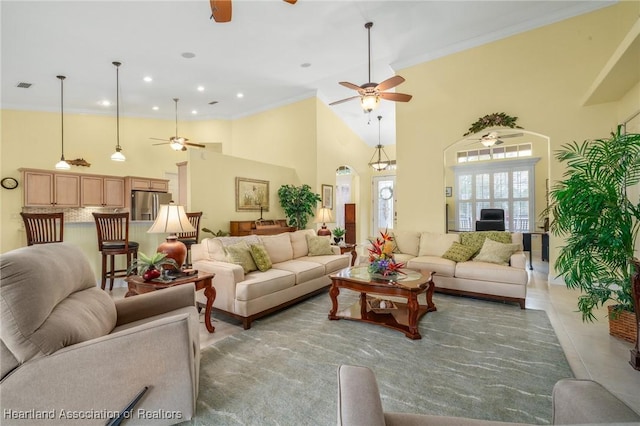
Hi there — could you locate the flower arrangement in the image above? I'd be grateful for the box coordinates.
[367,230,405,277]
[463,112,523,136]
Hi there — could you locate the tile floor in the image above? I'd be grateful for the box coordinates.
[111,254,640,412]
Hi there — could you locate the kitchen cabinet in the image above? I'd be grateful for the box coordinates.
[81,176,125,207]
[128,177,169,192]
[21,169,80,207]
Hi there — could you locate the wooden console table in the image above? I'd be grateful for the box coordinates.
[230,219,296,236]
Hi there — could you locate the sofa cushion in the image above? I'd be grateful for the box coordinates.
[204,236,261,261]
[391,230,421,257]
[407,256,456,278]
[272,260,325,284]
[418,232,460,256]
[472,238,520,266]
[299,254,350,274]
[306,234,334,256]
[459,231,513,256]
[455,260,528,285]
[236,269,296,301]
[260,233,294,264]
[249,243,272,272]
[225,241,258,273]
[290,229,316,258]
[442,242,476,262]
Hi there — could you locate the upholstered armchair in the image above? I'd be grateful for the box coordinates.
[475,208,506,231]
[0,243,200,425]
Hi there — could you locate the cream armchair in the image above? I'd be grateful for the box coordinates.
[0,243,200,425]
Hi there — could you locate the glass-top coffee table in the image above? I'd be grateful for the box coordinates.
[328,266,436,340]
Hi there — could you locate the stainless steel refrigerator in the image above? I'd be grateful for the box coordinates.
[131,191,173,221]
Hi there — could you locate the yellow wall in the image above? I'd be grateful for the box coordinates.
[395,3,639,275]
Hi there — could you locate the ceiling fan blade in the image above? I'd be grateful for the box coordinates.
[495,140,504,145]
[379,92,413,102]
[210,0,231,23]
[339,81,364,92]
[185,142,206,148]
[499,132,524,138]
[150,137,169,141]
[329,95,361,106]
[283,0,297,3]
[152,142,170,146]
[376,75,405,91]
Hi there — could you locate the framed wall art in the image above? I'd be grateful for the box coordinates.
[322,184,334,209]
[236,177,269,211]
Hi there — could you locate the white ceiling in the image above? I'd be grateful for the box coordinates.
[1,0,614,146]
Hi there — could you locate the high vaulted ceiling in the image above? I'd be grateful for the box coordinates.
[1,1,614,146]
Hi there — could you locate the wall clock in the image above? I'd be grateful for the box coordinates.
[1,177,18,190]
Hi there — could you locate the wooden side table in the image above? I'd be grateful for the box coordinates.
[334,243,357,266]
[125,272,216,333]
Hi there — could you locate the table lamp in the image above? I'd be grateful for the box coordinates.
[147,202,196,270]
[314,207,333,236]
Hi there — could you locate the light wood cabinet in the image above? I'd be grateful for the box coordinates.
[81,176,125,207]
[128,177,168,192]
[22,170,80,207]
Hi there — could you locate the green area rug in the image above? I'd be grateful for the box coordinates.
[182,293,573,425]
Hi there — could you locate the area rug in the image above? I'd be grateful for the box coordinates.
[181,293,573,425]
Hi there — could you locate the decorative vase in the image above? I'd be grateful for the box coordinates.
[334,237,343,244]
[608,305,637,344]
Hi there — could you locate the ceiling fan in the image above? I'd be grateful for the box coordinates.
[150,98,206,151]
[329,22,412,112]
[210,0,296,23]
[468,131,524,147]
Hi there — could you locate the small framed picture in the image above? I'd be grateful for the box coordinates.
[322,184,334,209]
[445,187,452,198]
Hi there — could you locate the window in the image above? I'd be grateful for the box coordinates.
[452,158,539,232]
[457,143,532,163]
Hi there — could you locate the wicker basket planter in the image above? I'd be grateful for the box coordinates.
[608,305,638,343]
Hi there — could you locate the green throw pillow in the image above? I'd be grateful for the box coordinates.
[306,234,334,256]
[225,241,258,273]
[472,238,520,266]
[441,242,476,262]
[249,243,272,272]
[459,231,513,257]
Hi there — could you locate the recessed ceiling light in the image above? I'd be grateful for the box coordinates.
[143,76,153,82]
[237,92,244,98]
[300,63,311,68]
[191,110,198,115]
[152,106,159,111]
[197,86,205,92]
[100,100,111,107]
[181,52,196,59]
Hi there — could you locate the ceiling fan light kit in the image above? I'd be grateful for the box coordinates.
[369,115,391,171]
[111,61,126,162]
[55,75,71,171]
[330,22,412,113]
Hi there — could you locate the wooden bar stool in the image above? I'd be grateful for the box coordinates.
[92,212,139,291]
[20,212,64,246]
[177,211,202,268]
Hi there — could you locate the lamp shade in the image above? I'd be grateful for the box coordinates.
[314,207,334,224]
[147,202,196,269]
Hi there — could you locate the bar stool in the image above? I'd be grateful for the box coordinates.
[177,211,202,268]
[92,212,139,291]
[20,212,64,246]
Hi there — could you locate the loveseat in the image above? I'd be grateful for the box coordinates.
[337,364,640,425]
[363,230,529,308]
[191,229,351,329]
[0,243,201,425]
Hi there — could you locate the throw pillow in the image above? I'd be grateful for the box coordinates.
[441,242,476,262]
[459,231,513,257]
[472,238,520,266]
[249,243,272,272]
[306,234,334,256]
[225,241,258,273]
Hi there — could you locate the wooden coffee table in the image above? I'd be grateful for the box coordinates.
[328,266,436,339]
[125,272,216,333]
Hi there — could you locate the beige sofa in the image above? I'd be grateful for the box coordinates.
[364,230,529,308]
[192,229,351,329]
[337,364,640,425]
[0,243,200,425]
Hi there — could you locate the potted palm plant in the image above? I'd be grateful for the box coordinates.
[127,252,179,281]
[277,184,321,229]
[545,127,640,342]
[332,227,346,244]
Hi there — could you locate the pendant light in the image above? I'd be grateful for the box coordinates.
[368,115,390,171]
[111,61,126,161]
[54,75,71,170]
